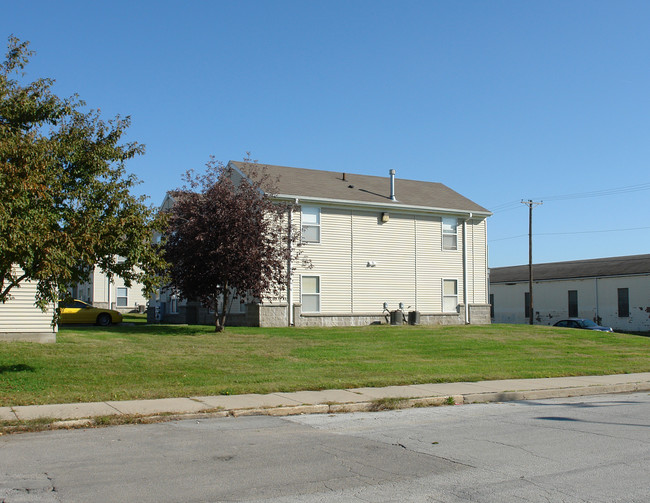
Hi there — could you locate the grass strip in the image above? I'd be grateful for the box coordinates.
[1,323,648,407]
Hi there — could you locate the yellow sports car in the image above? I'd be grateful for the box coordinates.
[58,299,123,326]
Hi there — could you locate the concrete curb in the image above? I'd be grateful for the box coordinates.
[2,374,649,433]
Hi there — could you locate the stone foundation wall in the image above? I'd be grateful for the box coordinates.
[147,303,272,327]
[468,304,491,325]
[292,304,489,327]
[0,331,56,343]
[145,302,492,328]
[251,303,289,327]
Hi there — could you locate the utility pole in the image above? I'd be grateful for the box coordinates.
[522,200,542,325]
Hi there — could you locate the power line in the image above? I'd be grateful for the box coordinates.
[536,182,650,202]
[488,181,650,213]
[489,225,650,243]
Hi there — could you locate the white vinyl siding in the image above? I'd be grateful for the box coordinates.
[352,211,415,312]
[82,267,148,309]
[415,215,441,312]
[464,219,488,304]
[291,205,487,316]
[292,207,352,313]
[0,267,56,335]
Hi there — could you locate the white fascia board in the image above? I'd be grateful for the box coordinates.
[273,193,492,218]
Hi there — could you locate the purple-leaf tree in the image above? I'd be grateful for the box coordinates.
[163,158,303,332]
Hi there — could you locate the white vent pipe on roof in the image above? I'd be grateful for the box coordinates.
[389,169,396,201]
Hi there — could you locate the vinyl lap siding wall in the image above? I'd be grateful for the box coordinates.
[294,205,488,319]
[0,272,56,342]
[296,207,353,313]
[353,211,416,312]
[415,215,440,312]
[467,219,487,304]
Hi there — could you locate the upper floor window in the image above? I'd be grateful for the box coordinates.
[442,217,458,250]
[301,206,320,243]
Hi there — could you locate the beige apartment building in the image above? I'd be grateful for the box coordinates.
[154,162,492,327]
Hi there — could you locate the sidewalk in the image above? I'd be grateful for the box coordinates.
[2,373,650,427]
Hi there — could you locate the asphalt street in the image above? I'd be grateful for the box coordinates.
[1,392,649,502]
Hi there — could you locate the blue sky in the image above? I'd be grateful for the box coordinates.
[5,1,650,267]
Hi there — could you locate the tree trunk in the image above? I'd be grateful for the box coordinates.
[215,286,229,332]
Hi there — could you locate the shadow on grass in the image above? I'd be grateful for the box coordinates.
[0,364,35,374]
[60,323,216,337]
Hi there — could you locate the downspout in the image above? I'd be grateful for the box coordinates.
[463,213,473,324]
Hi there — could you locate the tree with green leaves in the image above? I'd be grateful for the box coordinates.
[0,36,165,315]
[163,159,304,331]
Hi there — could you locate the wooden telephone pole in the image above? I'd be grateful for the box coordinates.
[522,200,543,325]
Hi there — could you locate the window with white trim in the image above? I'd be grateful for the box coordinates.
[442,217,458,250]
[442,279,458,312]
[301,206,320,243]
[116,287,128,307]
[301,276,320,313]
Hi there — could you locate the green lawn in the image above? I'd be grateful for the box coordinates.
[1,323,648,406]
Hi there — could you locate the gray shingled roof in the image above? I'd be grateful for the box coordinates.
[490,254,650,283]
[229,161,490,215]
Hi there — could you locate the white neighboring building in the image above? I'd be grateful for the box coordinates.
[72,265,148,313]
[490,254,650,332]
[0,266,56,343]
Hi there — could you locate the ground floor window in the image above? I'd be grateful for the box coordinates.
[301,276,320,313]
[489,293,494,318]
[618,288,629,317]
[230,294,246,314]
[568,290,578,317]
[524,292,530,318]
[170,293,178,314]
[442,279,458,312]
[117,287,128,307]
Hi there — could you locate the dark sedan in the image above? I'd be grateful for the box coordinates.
[553,318,613,332]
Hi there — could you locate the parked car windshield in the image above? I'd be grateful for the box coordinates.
[579,319,598,328]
